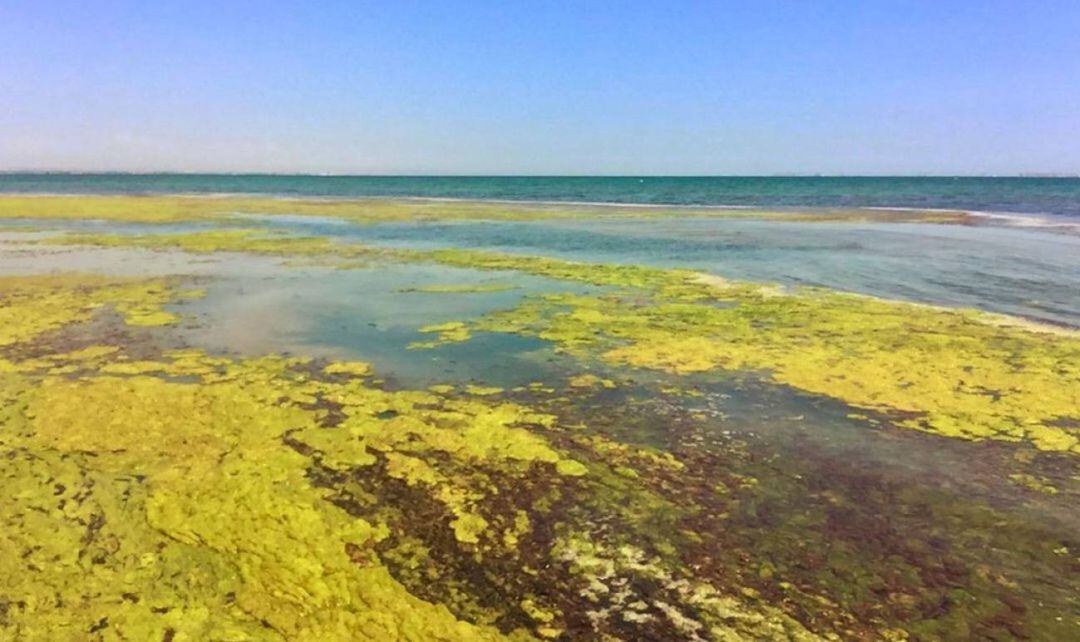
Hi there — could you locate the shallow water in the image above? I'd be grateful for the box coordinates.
[175,260,584,389]
[260,214,1080,326]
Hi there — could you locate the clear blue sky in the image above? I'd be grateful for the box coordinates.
[2,1,1078,175]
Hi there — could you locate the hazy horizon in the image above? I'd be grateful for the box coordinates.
[3,2,1079,175]
[3,171,1079,178]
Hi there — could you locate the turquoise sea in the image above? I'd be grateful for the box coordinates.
[3,173,1080,219]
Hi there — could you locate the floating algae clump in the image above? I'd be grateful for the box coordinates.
[410,321,473,349]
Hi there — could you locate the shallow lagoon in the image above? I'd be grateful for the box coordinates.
[0,198,1077,641]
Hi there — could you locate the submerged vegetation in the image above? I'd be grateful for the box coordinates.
[0,201,1077,641]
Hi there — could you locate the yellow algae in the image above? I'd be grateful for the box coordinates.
[554,459,589,477]
[410,321,472,349]
[412,252,1080,455]
[121,308,178,326]
[41,225,1077,455]
[293,424,378,471]
[1008,473,1059,495]
[0,195,587,224]
[427,248,716,295]
[449,512,490,546]
[0,193,675,226]
[593,291,1080,453]
[568,373,616,389]
[0,446,270,641]
[47,228,381,261]
[0,274,195,347]
[0,194,973,227]
[47,345,120,361]
[4,350,523,640]
[98,359,166,375]
[574,434,685,474]
[341,395,561,466]
[519,598,561,638]
[502,511,532,549]
[464,385,504,396]
[323,360,373,377]
[386,452,445,487]
[0,195,240,223]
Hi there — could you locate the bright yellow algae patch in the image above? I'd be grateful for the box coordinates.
[11,363,520,640]
[567,374,616,389]
[3,357,559,639]
[0,274,192,348]
[410,321,473,349]
[323,360,373,377]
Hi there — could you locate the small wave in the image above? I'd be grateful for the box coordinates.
[962,210,1080,235]
[863,206,1080,235]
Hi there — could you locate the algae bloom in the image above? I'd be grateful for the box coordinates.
[0,195,1077,641]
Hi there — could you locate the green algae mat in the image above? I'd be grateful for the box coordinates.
[0,196,1078,641]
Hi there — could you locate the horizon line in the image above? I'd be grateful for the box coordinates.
[1,171,1078,179]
